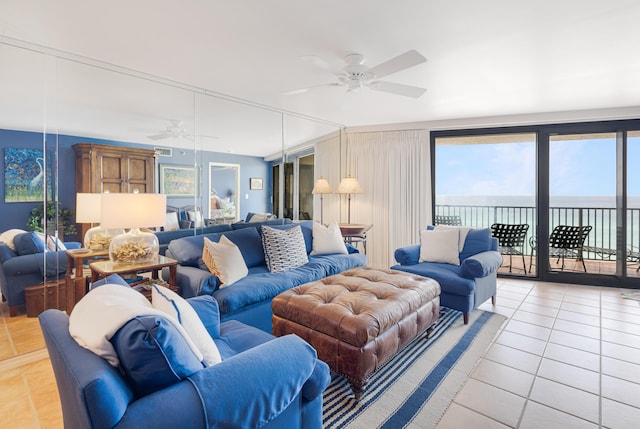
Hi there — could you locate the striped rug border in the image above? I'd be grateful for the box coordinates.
[322,307,463,429]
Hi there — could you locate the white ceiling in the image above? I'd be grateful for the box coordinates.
[1,0,640,156]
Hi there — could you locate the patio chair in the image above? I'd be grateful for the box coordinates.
[434,215,462,226]
[491,223,529,274]
[549,225,592,272]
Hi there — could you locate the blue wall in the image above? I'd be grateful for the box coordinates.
[0,129,271,237]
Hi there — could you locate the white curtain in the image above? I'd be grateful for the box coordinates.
[345,130,431,268]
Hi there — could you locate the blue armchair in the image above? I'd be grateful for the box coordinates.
[0,232,80,316]
[39,293,330,429]
[391,227,502,324]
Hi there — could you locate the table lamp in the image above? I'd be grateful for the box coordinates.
[312,177,332,225]
[76,193,123,251]
[336,175,363,224]
[100,191,167,264]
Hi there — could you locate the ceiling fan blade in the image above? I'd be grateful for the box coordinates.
[300,55,334,73]
[282,82,342,95]
[369,81,427,98]
[367,50,427,79]
[147,132,171,140]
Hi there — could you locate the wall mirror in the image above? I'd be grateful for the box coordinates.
[0,36,341,362]
[209,162,240,223]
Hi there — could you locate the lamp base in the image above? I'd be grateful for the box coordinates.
[109,228,159,264]
[84,226,125,251]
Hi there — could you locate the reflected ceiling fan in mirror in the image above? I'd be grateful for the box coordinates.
[285,49,427,98]
[147,119,219,141]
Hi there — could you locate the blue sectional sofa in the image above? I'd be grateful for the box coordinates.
[166,220,367,332]
[391,227,502,324]
[154,218,292,255]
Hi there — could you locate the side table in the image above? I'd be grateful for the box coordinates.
[66,248,109,313]
[89,255,178,291]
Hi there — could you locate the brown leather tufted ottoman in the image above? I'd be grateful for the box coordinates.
[272,266,440,399]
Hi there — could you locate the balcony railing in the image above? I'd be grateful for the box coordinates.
[435,204,640,263]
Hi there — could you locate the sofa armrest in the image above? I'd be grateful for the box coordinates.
[460,250,503,279]
[394,244,420,266]
[174,266,220,298]
[188,334,327,428]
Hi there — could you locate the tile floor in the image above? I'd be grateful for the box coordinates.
[1,278,639,428]
[438,279,640,429]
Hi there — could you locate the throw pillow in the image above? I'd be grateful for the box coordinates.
[151,285,222,366]
[165,212,180,231]
[261,225,308,273]
[310,222,347,255]
[202,235,248,286]
[111,315,205,398]
[47,235,66,251]
[419,229,460,265]
[434,225,471,252]
[0,229,27,251]
[188,210,205,228]
[69,284,203,367]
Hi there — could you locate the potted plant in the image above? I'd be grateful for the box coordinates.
[26,201,77,239]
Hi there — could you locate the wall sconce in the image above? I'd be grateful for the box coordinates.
[100,191,167,264]
[312,177,332,225]
[336,175,363,224]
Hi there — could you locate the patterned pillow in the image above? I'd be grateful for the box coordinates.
[261,225,308,273]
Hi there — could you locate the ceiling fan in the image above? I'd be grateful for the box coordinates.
[286,49,427,98]
[147,120,218,141]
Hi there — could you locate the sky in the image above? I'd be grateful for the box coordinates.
[436,135,640,198]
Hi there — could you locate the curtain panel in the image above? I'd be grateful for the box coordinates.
[316,129,431,268]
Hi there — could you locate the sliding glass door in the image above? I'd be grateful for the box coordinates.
[434,133,537,277]
[433,120,640,288]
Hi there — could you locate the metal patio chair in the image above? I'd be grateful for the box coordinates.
[549,225,592,272]
[491,223,529,274]
[434,215,462,226]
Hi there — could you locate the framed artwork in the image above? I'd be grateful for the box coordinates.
[250,177,263,190]
[4,148,53,203]
[160,164,200,197]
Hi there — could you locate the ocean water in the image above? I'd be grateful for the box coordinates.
[436,195,640,252]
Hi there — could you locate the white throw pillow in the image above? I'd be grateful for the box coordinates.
[202,235,248,286]
[152,285,222,366]
[419,229,460,265]
[0,229,27,251]
[165,212,180,231]
[434,225,471,252]
[188,210,204,228]
[47,235,67,251]
[310,222,347,255]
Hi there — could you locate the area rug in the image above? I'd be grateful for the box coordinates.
[322,307,506,429]
[621,288,640,301]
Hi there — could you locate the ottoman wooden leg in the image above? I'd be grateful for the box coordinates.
[463,312,469,324]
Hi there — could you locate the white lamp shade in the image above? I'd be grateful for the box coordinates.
[312,177,332,194]
[100,193,167,229]
[336,176,363,194]
[76,193,102,223]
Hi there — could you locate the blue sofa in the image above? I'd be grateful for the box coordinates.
[166,220,367,332]
[391,227,502,324]
[39,293,330,429]
[0,232,80,316]
[154,218,292,255]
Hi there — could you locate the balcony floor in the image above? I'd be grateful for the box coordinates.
[498,255,640,278]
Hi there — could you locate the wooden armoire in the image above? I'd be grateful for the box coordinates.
[73,143,157,240]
